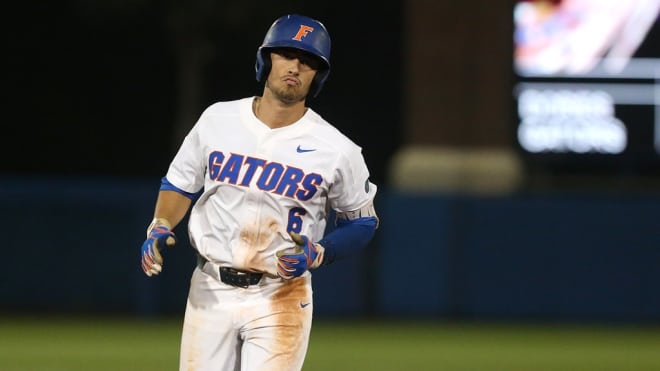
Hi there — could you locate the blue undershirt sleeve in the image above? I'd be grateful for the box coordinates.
[160,177,203,201]
[317,216,378,266]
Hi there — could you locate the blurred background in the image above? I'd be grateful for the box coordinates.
[2,0,660,361]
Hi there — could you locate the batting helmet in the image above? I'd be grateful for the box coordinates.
[255,14,331,97]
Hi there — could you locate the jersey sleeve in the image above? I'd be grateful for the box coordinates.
[327,145,377,213]
[164,120,206,194]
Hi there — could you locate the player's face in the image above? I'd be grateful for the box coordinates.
[266,48,320,103]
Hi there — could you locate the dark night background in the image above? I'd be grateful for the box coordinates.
[4,1,401,186]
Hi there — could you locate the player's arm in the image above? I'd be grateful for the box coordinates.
[317,201,379,266]
[317,206,378,266]
[140,177,199,277]
[276,201,378,279]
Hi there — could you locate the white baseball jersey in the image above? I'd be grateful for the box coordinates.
[166,96,377,277]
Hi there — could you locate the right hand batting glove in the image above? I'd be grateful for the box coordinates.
[141,219,177,277]
[276,232,324,280]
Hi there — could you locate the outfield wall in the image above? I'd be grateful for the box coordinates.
[373,191,660,322]
[1,177,658,322]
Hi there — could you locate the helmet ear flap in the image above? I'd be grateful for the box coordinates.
[255,48,272,82]
[309,68,329,98]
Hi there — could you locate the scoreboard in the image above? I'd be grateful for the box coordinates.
[513,0,660,175]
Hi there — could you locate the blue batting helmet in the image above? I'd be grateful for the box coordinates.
[255,14,331,97]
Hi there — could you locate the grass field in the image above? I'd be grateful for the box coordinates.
[0,316,659,371]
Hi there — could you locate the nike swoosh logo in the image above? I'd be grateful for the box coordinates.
[296,145,316,153]
[300,302,311,308]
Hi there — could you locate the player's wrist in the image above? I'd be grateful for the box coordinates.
[309,243,325,269]
[147,217,172,236]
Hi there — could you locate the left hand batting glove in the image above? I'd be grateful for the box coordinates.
[141,218,177,277]
[276,232,325,280]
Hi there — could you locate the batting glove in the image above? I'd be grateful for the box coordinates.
[276,232,325,280]
[141,218,177,277]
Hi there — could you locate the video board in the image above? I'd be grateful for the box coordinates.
[513,0,660,174]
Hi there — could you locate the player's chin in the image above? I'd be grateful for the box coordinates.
[271,86,308,103]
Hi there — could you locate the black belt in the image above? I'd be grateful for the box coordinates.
[219,267,263,288]
[197,254,263,288]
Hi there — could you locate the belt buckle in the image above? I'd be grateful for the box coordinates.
[224,268,251,288]
[236,271,250,289]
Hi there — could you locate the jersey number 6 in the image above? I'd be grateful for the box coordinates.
[287,207,306,233]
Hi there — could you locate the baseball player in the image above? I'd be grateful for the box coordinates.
[139,14,379,371]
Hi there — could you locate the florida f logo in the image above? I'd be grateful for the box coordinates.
[292,25,314,41]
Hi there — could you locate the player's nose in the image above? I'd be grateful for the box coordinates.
[286,59,302,74]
